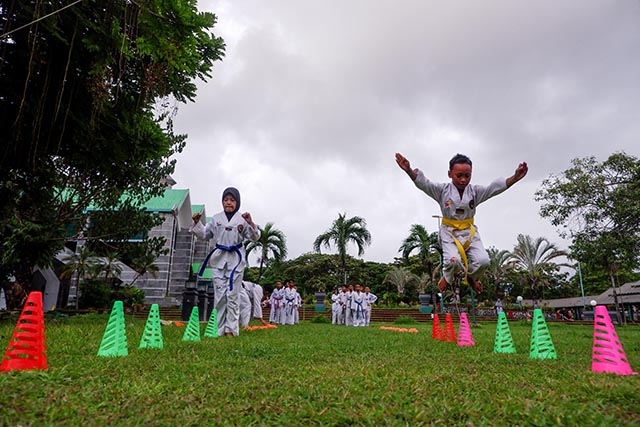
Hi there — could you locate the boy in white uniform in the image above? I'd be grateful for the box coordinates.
[283,279,297,325]
[396,153,527,295]
[363,286,377,326]
[239,281,269,327]
[190,187,260,337]
[350,284,367,327]
[269,281,284,324]
[331,288,341,324]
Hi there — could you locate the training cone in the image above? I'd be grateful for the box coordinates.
[443,313,456,342]
[493,312,516,354]
[456,312,475,347]
[529,308,557,360]
[97,301,128,357]
[431,314,443,340]
[204,309,218,338]
[182,306,201,342]
[0,291,47,372]
[591,305,637,375]
[138,304,163,350]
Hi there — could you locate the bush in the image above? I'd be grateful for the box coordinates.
[78,280,145,309]
[394,316,418,325]
[311,315,330,324]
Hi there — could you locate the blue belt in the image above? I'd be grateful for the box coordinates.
[198,243,243,291]
[354,300,363,319]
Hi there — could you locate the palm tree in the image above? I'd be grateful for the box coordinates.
[130,253,160,286]
[60,245,99,308]
[484,247,515,297]
[97,251,123,284]
[245,222,288,281]
[398,224,440,279]
[313,213,372,285]
[509,234,569,301]
[383,266,418,294]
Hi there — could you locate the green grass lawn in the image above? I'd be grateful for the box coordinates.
[1,314,639,427]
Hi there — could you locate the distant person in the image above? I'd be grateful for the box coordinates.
[350,284,367,327]
[331,288,341,325]
[269,281,284,324]
[190,187,260,337]
[239,281,269,327]
[363,286,377,326]
[495,298,503,314]
[396,152,528,295]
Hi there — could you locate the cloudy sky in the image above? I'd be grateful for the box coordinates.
[170,0,640,265]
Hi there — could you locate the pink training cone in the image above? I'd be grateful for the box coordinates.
[457,312,475,347]
[591,305,637,376]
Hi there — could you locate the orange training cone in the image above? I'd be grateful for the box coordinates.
[443,313,456,342]
[0,291,47,372]
[591,305,637,375]
[432,313,443,340]
[456,312,475,347]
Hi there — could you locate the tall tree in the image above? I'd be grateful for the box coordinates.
[313,213,372,285]
[0,0,225,307]
[482,247,514,299]
[245,222,288,281]
[509,234,569,301]
[536,153,640,321]
[398,224,440,279]
[383,266,418,294]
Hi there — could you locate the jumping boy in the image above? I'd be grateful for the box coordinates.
[190,187,260,336]
[395,153,528,295]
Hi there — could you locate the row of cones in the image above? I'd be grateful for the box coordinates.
[97,304,221,357]
[431,307,637,375]
[1,292,636,375]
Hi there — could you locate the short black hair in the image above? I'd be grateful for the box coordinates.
[449,154,472,170]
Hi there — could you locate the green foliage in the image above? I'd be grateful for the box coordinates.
[536,152,640,280]
[313,213,372,285]
[0,0,225,308]
[393,316,418,324]
[310,315,330,324]
[78,280,145,309]
[245,222,288,281]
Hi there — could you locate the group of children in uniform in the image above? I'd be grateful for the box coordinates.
[331,284,377,327]
[267,279,303,325]
[191,153,527,337]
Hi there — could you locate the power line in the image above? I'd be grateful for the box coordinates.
[0,0,84,40]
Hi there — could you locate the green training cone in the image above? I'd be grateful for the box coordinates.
[529,308,557,360]
[204,308,218,338]
[138,304,164,349]
[97,301,128,357]
[182,306,201,342]
[493,311,516,354]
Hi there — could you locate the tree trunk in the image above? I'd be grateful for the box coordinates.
[609,270,624,325]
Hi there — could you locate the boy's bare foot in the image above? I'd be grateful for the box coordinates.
[438,276,448,293]
[468,276,483,295]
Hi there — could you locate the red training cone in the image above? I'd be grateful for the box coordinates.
[456,312,475,347]
[591,305,637,376]
[443,313,456,342]
[0,291,47,372]
[432,314,443,340]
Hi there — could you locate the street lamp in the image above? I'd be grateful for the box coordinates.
[432,215,443,314]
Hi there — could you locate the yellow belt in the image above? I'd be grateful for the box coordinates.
[441,217,475,285]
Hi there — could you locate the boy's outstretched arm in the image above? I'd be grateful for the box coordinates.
[506,162,528,188]
[395,153,418,181]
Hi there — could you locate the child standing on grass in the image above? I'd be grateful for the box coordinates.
[363,286,377,326]
[191,187,260,336]
[395,153,528,295]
